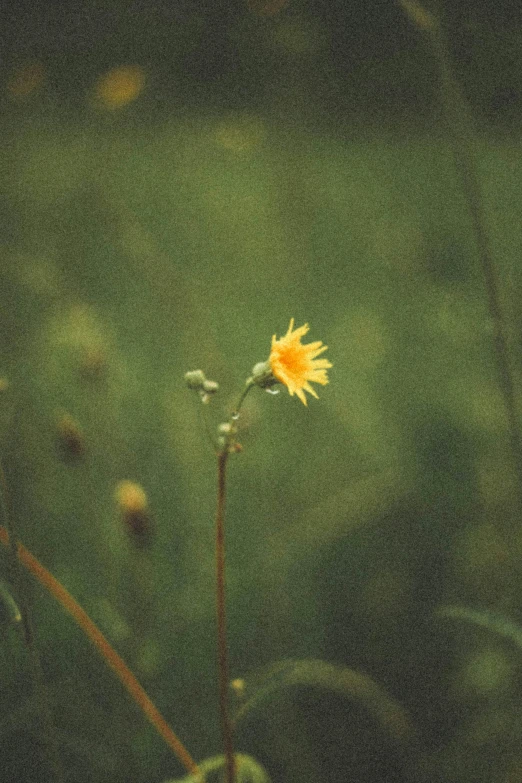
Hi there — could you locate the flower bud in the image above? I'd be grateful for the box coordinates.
[184,370,207,390]
[202,379,219,395]
[185,370,219,403]
[250,360,278,390]
[217,421,242,452]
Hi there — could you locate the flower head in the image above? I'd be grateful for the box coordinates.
[115,481,153,547]
[269,319,332,405]
[115,481,148,514]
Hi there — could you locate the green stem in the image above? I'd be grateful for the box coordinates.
[0,525,200,777]
[233,379,255,419]
[406,3,522,517]
[0,462,65,783]
[216,450,235,783]
[439,33,522,501]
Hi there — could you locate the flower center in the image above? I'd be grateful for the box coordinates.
[278,346,307,376]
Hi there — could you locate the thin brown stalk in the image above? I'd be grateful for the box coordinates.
[0,524,200,779]
[216,449,235,783]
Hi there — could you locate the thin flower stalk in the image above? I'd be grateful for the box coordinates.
[187,320,331,783]
[214,381,257,783]
[215,449,235,783]
[0,524,200,779]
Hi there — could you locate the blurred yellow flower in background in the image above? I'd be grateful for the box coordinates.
[269,319,332,405]
[247,0,289,17]
[94,65,145,110]
[214,113,265,153]
[7,62,46,100]
[115,480,148,514]
[115,480,153,547]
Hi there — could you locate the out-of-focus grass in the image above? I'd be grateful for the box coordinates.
[1,102,522,783]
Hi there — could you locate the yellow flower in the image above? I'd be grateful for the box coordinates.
[115,480,148,514]
[269,319,332,405]
[93,66,145,110]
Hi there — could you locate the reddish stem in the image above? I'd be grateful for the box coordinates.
[216,450,235,783]
[0,525,200,778]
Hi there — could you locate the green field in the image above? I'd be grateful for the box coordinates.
[2,26,522,783]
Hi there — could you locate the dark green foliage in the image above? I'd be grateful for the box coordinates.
[437,605,522,653]
[235,658,415,746]
[0,581,21,632]
[167,754,271,783]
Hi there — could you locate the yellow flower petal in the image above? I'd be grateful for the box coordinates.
[269,319,332,405]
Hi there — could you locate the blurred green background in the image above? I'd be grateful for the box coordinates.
[1,1,522,782]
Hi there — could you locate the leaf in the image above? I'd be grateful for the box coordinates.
[164,753,271,783]
[0,580,21,634]
[436,605,522,652]
[234,658,416,746]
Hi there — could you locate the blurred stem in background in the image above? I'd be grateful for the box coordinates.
[0,459,65,783]
[400,0,522,522]
[0,515,200,779]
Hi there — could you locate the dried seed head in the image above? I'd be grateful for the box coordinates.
[114,481,154,548]
[56,413,85,462]
[80,347,108,382]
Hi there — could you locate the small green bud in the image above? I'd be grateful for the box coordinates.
[185,370,207,390]
[217,421,241,452]
[202,379,219,395]
[185,370,219,403]
[250,360,278,389]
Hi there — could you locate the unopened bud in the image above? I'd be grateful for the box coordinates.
[250,360,278,390]
[185,369,207,390]
[202,379,219,395]
[217,421,241,452]
[185,369,219,403]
